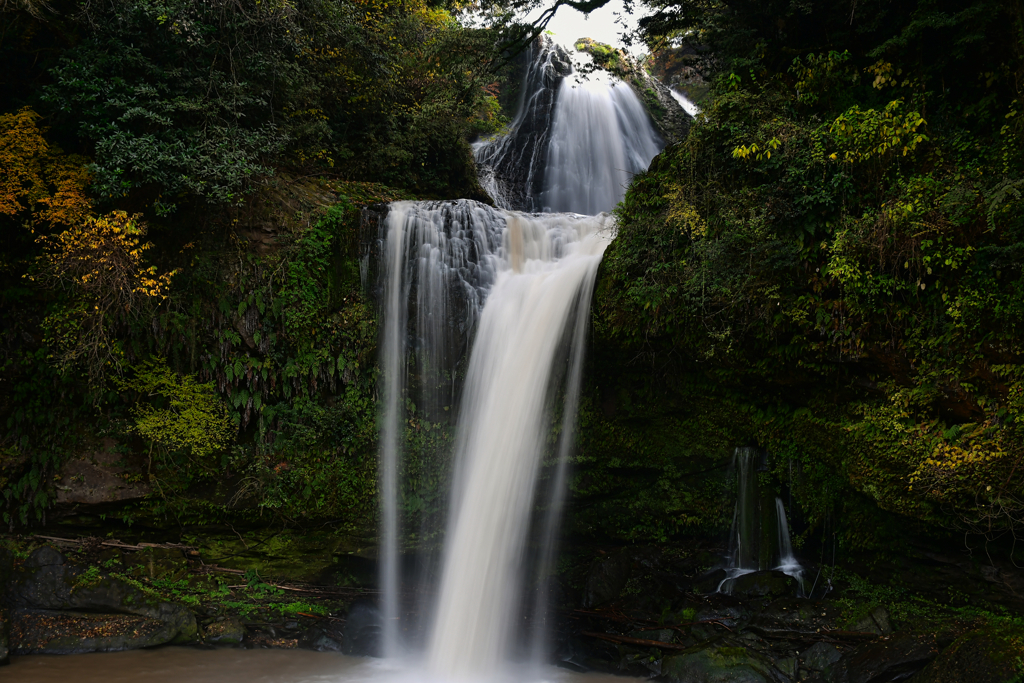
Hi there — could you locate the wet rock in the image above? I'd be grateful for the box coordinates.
[776,656,797,679]
[663,643,777,683]
[913,626,1024,683]
[830,634,938,683]
[341,602,383,657]
[585,553,631,608]
[800,641,841,671]
[5,546,197,654]
[299,626,343,652]
[729,571,799,600]
[205,617,246,646]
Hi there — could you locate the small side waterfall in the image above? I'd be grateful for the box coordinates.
[719,447,805,593]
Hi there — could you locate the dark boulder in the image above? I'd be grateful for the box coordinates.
[299,626,343,652]
[5,546,196,655]
[801,641,842,672]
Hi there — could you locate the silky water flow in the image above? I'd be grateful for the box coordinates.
[374,34,668,683]
[376,200,613,681]
[718,448,805,594]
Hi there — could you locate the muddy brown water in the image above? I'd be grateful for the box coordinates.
[6,648,637,683]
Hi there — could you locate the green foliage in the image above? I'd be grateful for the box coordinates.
[594,0,1024,551]
[121,357,235,461]
[34,0,502,207]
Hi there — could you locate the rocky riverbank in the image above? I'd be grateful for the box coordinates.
[2,536,1021,682]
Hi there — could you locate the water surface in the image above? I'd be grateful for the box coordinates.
[7,647,637,683]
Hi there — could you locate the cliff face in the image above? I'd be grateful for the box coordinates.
[573,37,692,144]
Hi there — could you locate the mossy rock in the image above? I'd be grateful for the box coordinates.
[663,643,776,683]
[913,625,1024,683]
[204,616,247,646]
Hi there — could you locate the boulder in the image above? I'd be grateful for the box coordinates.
[5,546,196,655]
[54,438,150,505]
[11,609,171,654]
[912,626,1024,683]
[299,626,343,652]
[693,568,728,595]
[800,641,841,671]
[204,617,246,646]
[663,644,777,683]
[831,634,938,683]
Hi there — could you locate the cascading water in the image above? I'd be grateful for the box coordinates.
[474,37,664,215]
[719,447,805,594]
[670,88,701,117]
[375,33,671,683]
[376,200,613,676]
[540,72,663,215]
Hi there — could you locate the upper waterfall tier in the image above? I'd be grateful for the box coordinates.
[474,37,669,215]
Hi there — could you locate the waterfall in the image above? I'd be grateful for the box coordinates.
[540,73,663,215]
[719,447,805,594]
[474,38,663,215]
[775,497,804,588]
[376,200,613,675]
[670,88,701,117]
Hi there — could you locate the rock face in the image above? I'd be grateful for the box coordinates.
[728,570,800,599]
[54,438,150,506]
[4,546,197,654]
[474,36,572,212]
